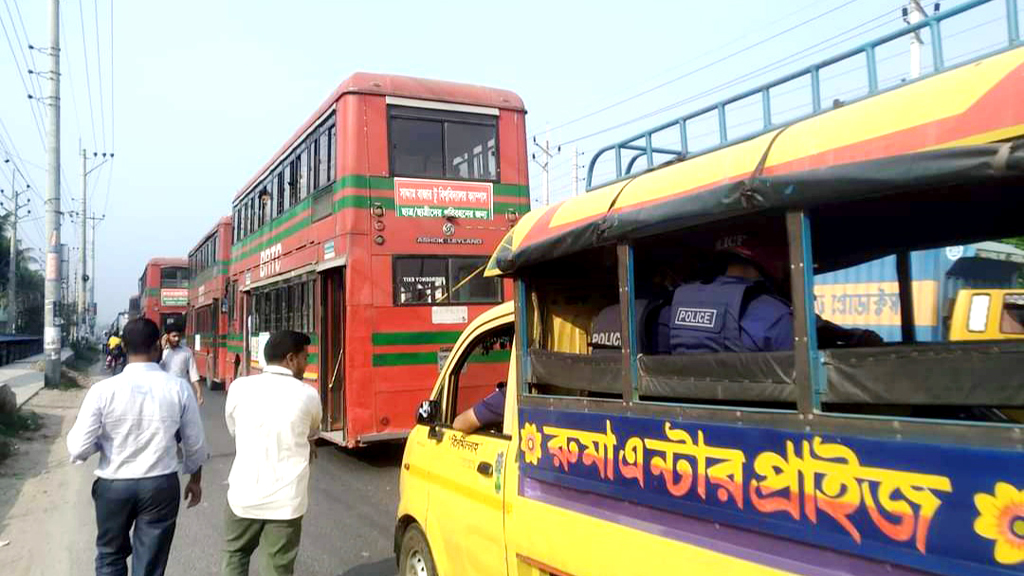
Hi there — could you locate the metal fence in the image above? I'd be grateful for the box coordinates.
[0,336,44,367]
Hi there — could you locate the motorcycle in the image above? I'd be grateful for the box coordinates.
[106,346,126,375]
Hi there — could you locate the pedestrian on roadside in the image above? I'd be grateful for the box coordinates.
[67,317,208,576]
[160,324,203,406]
[222,330,321,576]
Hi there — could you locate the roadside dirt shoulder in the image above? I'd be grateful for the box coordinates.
[0,367,101,576]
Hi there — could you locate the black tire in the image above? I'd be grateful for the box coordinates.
[398,524,437,576]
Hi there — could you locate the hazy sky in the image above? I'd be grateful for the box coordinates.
[0,0,1012,325]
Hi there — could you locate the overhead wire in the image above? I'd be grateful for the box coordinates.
[5,0,44,100]
[59,4,83,144]
[532,0,860,140]
[561,5,906,147]
[93,0,106,152]
[0,5,46,150]
[78,0,98,151]
[99,0,114,217]
[569,3,1001,193]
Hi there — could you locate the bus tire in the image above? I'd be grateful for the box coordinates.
[398,523,437,576]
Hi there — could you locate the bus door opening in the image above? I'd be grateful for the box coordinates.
[210,299,219,388]
[320,267,345,432]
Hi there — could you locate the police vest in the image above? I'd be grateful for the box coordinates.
[668,278,767,354]
[590,299,667,355]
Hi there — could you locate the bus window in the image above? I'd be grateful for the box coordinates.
[161,267,188,289]
[393,257,501,305]
[298,147,310,199]
[449,257,499,303]
[288,155,300,207]
[258,190,271,228]
[388,105,497,181]
[446,123,496,181]
[390,117,444,178]
[326,123,335,183]
[275,170,285,217]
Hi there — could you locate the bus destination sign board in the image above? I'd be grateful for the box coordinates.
[394,178,493,220]
[160,289,188,307]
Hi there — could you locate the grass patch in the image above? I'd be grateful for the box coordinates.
[0,410,43,438]
[58,368,83,390]
[68,342,101,372]
[0,410,44,463]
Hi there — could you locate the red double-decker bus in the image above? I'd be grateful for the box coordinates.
[138,258,189,333]
[227,73,529,446]
[186,217,233,389]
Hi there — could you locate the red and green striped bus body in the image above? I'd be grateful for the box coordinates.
[186,217,233,389]
[138,258,189,334]
[226,73,529,446]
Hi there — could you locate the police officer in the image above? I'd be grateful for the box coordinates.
[669,232,882,354]
[590,264,683,356]
[669,233,793,353]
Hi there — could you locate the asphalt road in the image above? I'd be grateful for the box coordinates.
[166,389,403,576]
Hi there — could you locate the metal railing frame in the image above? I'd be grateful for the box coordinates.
[586,0,1022,190]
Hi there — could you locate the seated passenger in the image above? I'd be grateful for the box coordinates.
[452,382,506,434]
[669,233,882,354]
[590,299,670,355]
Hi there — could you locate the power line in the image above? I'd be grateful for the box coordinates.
[109,0,113,150]
[5,0,44,99]
[0,117,44,206]
[536,0,859,139]
[0,6,46,150]
[78,0,98,151]
[93,0,106,152]
[101,161,113,215]
[59,4,83,141]
[562,5,904,147]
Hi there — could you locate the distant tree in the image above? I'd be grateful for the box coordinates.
[1004,237,1024,252]
[0,213,46,334]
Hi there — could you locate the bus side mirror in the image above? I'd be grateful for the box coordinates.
[416,400,440,426]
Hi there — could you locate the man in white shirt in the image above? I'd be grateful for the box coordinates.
[67,318,208,576]
[160,327,203,406]
[223,330,321,576]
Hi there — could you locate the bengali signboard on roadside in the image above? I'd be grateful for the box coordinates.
[160,288,188,306]
[394,177,493,220]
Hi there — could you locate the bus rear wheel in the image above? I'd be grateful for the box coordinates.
[398,524,437,576]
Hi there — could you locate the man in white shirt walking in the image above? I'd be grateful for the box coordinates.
[67,318,208,576]
[160,325,203,406]
[223,330,321,576]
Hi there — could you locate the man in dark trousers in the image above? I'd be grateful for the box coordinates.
[67,317,208,576]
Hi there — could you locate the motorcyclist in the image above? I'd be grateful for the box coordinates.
[106,332,126,374]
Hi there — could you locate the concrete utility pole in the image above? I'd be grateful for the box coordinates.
[904,0,928,78]
[3,159,31,333]
[78,148,108,342]
[44,0,61,387]
[531,126,560,206]
[88,213,103,336]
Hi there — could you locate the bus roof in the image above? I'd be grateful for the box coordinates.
[486,45,1024,277]
[188,216,232,256]
[233,72,526,203]
[146,257,187,268]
